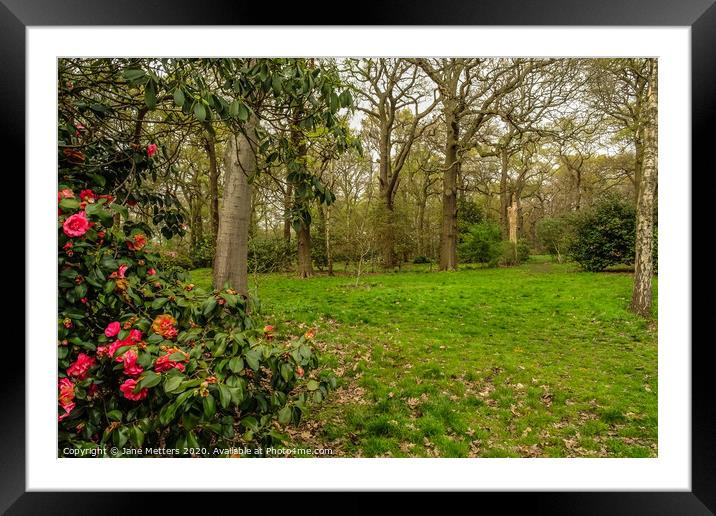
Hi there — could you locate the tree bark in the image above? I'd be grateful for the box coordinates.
[439,105,459,271]
[212,119,256,296]
[204,130,220,246]
[499,147,510,238]
[631,60,657,317]
[283,183,292,245]
[296,216,313,278]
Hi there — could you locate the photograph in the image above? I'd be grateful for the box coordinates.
[56,56,659,459]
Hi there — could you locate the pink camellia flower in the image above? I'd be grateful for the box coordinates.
[105,321,121,338]
[128,329,142,342]
[116,349,143,376]
[58,188,75,200]
[62,211,90,238]
[147,268,157,276]
[80,297,88,304]
[58,402,76,422]
[147,143,158,158]
[58,378,75,406]
[118,264,128,278]
[154,354,186,373]
[95,345,107,357]
[66,353,96,380]
[107,339,130,358]
[119,378,148,401]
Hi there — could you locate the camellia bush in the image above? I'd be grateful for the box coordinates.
[58,187,335,456]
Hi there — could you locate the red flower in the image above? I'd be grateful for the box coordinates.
[264,325,274,340]
[304,329,315,340]
[105,321,121,338]
[151,314,177,339]
[296,366,304,378]
[147,143,158,158]
[97,230,105,238]
[118,264,128,278]
[126,233,147,251]
[147,268,157,276]
[62,211,90,238]
[107,339,130,358]
[79,189,96,202]
[129,329,143,342]
[116,349,143,376]
[154,353,186,373]
[66,353,96,380]
[119,378,148,401]
[98,194,114,204]
[80,297,88,304]
[58,378,75,407]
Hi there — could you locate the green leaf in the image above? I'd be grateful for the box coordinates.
[59,198,80,210]
[151,297,169,310]
[237,103,249,122]
[110,203,129,220]
[229,99,240,118]
[244,349,260,371]
[277,405,291,424]
[164,375,184,394]
[137,371,161,390]
[202,297,217,316]
[194,102,207,122]
[107,409,122,422]
[203,394,216,418]
[147,333,164,345]
[173,88,185,107]
[228,357,244,374]
[123,68,146,82]
[116,426,129,448]
[158,401,177,426]
[144,79,157,109]
[306,380,319,391]
[131,426,145,447]
[168,352,187,361]
[217,384,231,409]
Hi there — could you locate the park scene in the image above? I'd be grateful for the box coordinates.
[58,58,657,458]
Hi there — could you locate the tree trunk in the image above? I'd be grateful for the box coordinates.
[205,131,220,246]
[631,60,657,317]
[439,108,459,271]
[499,148,510,238]
[212,120,256,296]
[283,183,292,245]
[379,191,395,269]
[296,216,313,278]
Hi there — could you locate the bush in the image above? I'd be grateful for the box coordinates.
[569,195,636,272]
[458,221,502,267]
[248,236,294,273]
[536,217,573,262]
[153,246,195,274]
[412,255,431,264]
[58,192,335,457]
[499,239,530,266]
[191,235,215,269]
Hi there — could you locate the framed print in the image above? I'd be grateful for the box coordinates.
[7,0,712,512]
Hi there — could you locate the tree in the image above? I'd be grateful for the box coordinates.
[347,58,437,268]
[416,58,537,270]
[631,60,658,317]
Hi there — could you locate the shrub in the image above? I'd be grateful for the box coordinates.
[412,255,431,264]
[58,201,332,457]
[458,221,502,267]
[569,195,636,272]
[499,239,530,266]
[248,236,294,273]
[536,217,573,263]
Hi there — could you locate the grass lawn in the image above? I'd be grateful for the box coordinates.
[190,256,657,458]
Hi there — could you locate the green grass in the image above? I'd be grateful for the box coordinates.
[190,256,657,458]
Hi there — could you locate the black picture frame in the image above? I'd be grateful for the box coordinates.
[7,1,711,513]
